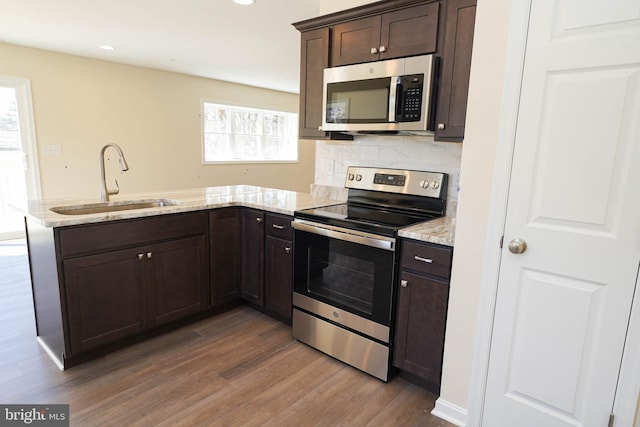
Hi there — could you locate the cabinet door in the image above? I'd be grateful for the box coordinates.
[379,2,439,61]
[435,0,477,141]
[64,247,146,354]
[210,208,241,306]
[331,15,382,66]
[264,236,293,321]
[299,28,330,139]
[241,209,265,306]
[146,235,208,327]
[393,271,449,390]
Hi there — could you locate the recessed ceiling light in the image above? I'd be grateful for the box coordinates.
[233,0,255,5]
[99,45,115,51]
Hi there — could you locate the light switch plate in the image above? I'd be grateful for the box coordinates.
[42,144,62,155]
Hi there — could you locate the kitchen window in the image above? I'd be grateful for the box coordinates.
[202,102,298,163]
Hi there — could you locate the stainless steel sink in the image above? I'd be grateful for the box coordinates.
[50,199,181,215]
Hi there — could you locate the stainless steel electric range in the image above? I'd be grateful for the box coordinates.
[291,166,448,381]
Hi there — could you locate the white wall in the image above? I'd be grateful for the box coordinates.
[437,0,513,416]
[319,0,373,15]
[0,43,315,200]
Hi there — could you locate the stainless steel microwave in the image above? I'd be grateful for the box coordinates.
[321,54,437,135]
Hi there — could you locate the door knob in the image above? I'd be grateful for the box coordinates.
[508,238,527,254]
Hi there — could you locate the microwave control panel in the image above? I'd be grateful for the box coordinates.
[397,74,424,122]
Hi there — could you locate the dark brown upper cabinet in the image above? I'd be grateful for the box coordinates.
[331,2,439,66]
[293,0,476,142]
[434,0,477,141]
[298,28,330,140]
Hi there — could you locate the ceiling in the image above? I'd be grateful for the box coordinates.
[0,0,323,94]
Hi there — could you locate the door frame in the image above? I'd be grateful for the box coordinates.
[465,1,640,426]
[0,75,41,202]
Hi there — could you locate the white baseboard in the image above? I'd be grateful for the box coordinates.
[432,398,468,426]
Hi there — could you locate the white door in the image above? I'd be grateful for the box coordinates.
[483,1,640,426]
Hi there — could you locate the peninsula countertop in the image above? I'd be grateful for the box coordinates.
[16,185,456,246]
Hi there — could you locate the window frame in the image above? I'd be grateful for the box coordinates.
[201,100,299,165]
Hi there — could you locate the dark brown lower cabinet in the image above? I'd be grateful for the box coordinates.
[240,210,293,322]
[146,236,208,327]
[264,236,293,320]
[393,239,453,392]
[240,209,265,306]
[64,235,208,355]
[64,247,147,354]
[29,207,293,367]
[210,208,241,306]
[393,271,449,389]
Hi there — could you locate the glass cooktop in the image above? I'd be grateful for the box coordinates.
[295,203,440,237]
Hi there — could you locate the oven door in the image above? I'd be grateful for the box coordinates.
[292,220,396,328]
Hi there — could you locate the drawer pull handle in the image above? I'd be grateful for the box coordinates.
[272,224,285,230]
[414,255,433,264]
[401,280,408,288]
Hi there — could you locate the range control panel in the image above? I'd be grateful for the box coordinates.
[345,166,446,198]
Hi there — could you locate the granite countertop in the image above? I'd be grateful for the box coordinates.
[16,185,456,246]
[399,216,456,247]
[17,185,341,228]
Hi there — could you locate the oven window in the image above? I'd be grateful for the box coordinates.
[294,230,395,325]
[308,249,375,314]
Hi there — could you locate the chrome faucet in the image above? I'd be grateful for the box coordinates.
[100,143,129,202]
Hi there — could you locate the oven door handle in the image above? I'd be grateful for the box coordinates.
[292,219,395,251]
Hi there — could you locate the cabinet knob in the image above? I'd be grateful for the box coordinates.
[137,253,144,261]
[379,45,387,53]
[401,280,408,288]
[256,217,263,223]
[284,247,291,254]
[370,47,378,54]
[146,252,153,259]
[437,123,446,130]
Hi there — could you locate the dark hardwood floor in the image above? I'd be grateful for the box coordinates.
[0,239,453,426]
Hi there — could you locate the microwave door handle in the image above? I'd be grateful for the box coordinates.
[389,77,401,122]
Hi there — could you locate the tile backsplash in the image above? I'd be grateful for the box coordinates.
[314,134,462,216]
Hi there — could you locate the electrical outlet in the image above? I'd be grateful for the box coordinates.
[42,145,62,155]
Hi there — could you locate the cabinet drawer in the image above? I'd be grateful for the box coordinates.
[400,240,453,279]
[265,213,293,240]
[58,211,207,258]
